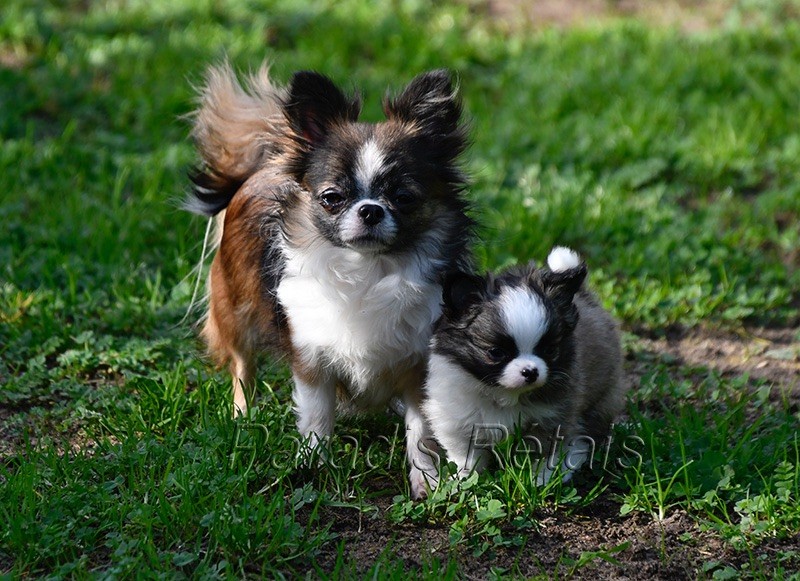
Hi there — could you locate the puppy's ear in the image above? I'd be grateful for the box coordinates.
[384,69,462,137]
[540,263,587,331]
[541,263,586,303]
[442,271,486,316]
[284,71,361,145]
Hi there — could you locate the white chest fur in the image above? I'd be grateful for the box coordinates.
[276,242,443,398]
[423,354,561,440]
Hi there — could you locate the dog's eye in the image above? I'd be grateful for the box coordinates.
[391,189,415,210]
[319,190,346,213]
[537,340,559,360]
[487,347,510,363]
[536,331,559,359]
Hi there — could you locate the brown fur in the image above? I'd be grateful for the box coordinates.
[191,62,289,189]
[202,169,294,411]
[189,63,300,412]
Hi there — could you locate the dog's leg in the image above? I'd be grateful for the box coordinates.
[402,388,440,500]
[203,262,259,417]
[230,351,255,416]
[292,372,336,457]
[445,433,490,479]
[556,433,594,484]
[201,180,285,418]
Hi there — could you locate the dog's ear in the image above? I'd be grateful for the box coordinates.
[541,263,586,303]
[540,263,586,330]
[284,71,361,145]
[383,69,468,188]
[442,271,487,316]
[384,69,462,137]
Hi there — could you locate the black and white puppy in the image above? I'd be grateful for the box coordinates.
[422,247,625,484]
[187,63,472,498]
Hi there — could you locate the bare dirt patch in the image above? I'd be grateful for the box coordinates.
[478,0,734,32]
[636,326,799,401]
[305,492,795,578]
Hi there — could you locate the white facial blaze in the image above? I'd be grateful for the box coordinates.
[497,286,550,390]
[498,287,549,353]
[342,139,396,249]
[355,138,387,193]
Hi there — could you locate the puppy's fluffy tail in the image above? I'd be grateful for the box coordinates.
[186,62,288,216]
[547,246,581,272]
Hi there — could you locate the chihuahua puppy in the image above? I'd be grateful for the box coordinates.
[422,247,625,484]
[187,63,472,498]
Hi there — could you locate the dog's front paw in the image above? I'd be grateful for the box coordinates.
[295,432,331,468]
[535,463,555,487]
[408,465,438,500]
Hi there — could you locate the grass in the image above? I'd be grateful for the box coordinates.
[1,0,799,577]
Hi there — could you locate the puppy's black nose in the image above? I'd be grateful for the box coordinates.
[520,367,538,384]
[358,204,384,226]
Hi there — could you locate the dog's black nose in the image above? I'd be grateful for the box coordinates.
[520,367,538,384]
[358,204,384,226]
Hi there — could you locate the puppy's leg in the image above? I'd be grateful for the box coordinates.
[292,371,336,458]
[558,433,595,483]
[424,400,493,479]
[532,420,594,486]
[403,391,441,499]
[535,427,561,486]
[447,427,493,479]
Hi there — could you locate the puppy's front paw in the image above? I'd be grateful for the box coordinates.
[535,463,554,487]
[408,466,438,500]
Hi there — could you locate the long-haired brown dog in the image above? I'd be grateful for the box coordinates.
[187,62,472,497]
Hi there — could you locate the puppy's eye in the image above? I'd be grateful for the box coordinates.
[536,333,559,359]
[319,190,346,213]
[487,347,510,363]
[391,189,415,210]
[537,342,559,360]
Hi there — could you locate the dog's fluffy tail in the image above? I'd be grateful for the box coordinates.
[186,62,288,216]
